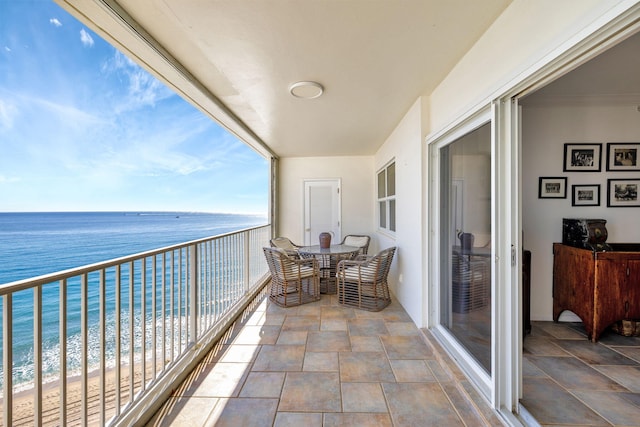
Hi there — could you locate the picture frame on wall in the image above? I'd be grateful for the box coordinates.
[571,184,600,206]
[607,178,640,207]
[605,142,640,171]
[539,177,567,199]
[563,143,602,172]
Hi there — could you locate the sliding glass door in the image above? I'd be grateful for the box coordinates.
[439,122,493,374]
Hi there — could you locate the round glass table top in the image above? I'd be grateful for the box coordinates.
[298,244,360,255]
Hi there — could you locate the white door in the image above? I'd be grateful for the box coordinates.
[304,179,341,246]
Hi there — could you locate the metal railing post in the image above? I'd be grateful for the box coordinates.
[0,224,271,426]
[189,244,198,343]
[3,294,13,427]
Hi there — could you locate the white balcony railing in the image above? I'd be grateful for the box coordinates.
[0,224,271,426]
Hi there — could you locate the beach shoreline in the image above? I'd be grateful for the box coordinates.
[1,360,165,426]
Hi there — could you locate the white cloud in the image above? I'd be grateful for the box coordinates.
[0,175,20,184]
[4,46,11,52]
[104,51,174,112]
[49,18,62,27]
[80,29,94,47]
[0,99,19,131]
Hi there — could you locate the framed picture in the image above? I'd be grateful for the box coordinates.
[563,143,602,172]
[539,177,567,199]
[607,178,640,207]
[606,142,640,171]
[572,184,600,206]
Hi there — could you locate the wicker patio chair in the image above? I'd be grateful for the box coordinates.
[270,236,302,258]
[336,246,396,311]
[263,247,320,307]
[340,234,371,256]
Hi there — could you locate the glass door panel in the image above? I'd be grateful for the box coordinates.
[439,123,492,373]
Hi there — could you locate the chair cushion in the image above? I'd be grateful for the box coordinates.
[341,260,380,282]
[282,263,316,279]
[344,236,369,248]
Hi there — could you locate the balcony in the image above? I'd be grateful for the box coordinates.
[145,292,502,426]
[0,225,502,426]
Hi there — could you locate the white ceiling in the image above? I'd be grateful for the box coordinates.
[522,30,640,106]
[60,0,512,158]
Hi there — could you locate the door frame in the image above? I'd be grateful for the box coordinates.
[303,178,342,246]
[427,4,640,425]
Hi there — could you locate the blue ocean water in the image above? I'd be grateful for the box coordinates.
[0,211,267,284]
[0,211,267,388]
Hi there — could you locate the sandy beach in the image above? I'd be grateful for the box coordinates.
[2,361,163,426]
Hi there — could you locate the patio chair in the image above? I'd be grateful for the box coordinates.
[340,234,370,256]
[336,246,396,311]
[270,236,302,258]
[263,247,320,307]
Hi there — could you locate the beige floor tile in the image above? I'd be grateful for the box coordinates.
[323,413,393,427]
[573,390,640,425]
[321,305,356,319]
[594,365,640,392]
[306,331,351,352]
[384,321,420,336]
[278,372,341,412]
[528,356,628,391]
[380,335,434,360]
[179,362,250,398]
[245,310,266,326]
[613,346,640,363]
[383,382,465,426]
[218,344,261,363]
[233,325,281,345]
[146,396,219,427]
[206,397,278,427]
[303,351,339,372]
[521,377,609,426]
[389,359,435,382]
[320,318,348,331]
[350,336,384,352]
[440,382,488,427]
[273,412,323,427]
[379,309,414,323]
[281,315,321,331]
[522,334,569,356]
[341,382,388,413]
[339,352,395,382]
[296,304,322,316]
[252,345,305,372]
[239,372,285,398]
[262,313,286,326]
[276,330,308,345]
[347,318,388,336]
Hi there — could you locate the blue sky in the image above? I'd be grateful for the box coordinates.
[0,1,268,215]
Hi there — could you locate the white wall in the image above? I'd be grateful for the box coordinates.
[430,0,635,133]
[375,98,427,326]
[278,156,374,247]
[522,103,640,321]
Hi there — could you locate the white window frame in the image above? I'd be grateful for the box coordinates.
[377,160,396,233]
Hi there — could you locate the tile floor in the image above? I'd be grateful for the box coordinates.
[522,321,640,426]
[146,291,504,426]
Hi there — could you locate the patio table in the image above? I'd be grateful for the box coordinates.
[298,244,360,294]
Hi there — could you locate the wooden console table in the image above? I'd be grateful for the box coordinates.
[553,242,640,342]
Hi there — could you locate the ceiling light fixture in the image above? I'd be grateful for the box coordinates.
[289,81,324,99]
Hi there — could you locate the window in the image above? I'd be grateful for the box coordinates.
[377,161,396,232]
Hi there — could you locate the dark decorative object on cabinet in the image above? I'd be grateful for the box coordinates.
[562,218,611,251]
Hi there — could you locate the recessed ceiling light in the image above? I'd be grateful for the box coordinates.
[289,81,324,99]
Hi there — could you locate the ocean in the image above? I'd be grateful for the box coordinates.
[0,211,268,388]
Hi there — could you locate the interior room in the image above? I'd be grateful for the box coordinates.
[518,28,640,425]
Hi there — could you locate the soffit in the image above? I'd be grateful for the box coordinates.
[59,0,512,158]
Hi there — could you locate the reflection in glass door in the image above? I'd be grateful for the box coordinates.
[439,123,492,373]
